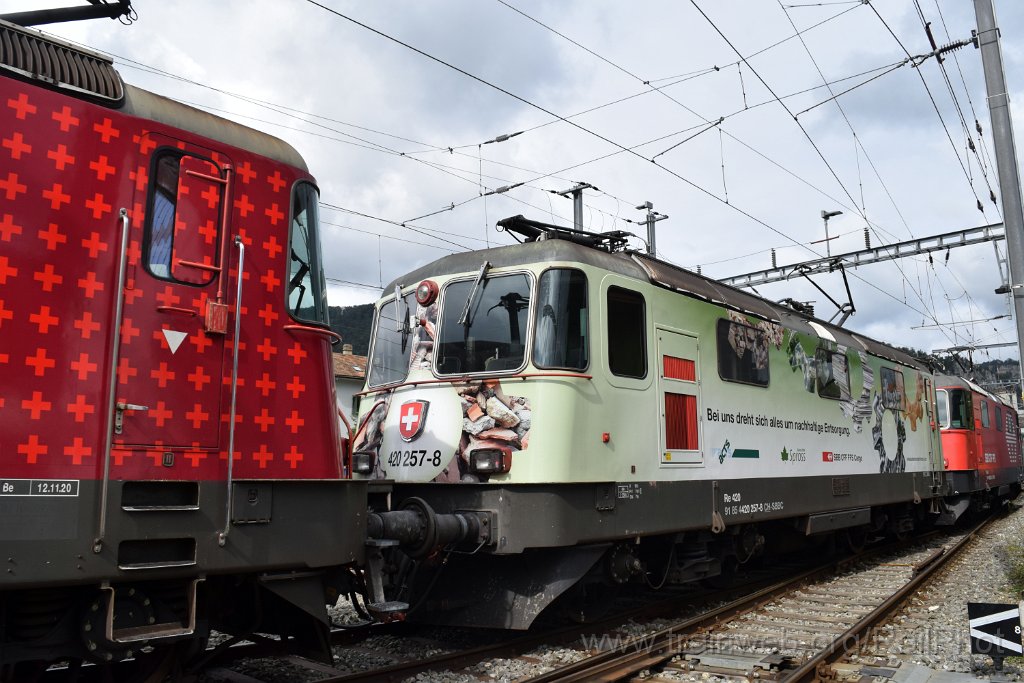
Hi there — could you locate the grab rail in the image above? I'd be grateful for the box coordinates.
[219,236,244,547]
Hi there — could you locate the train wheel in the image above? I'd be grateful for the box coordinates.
[841,527,869,554]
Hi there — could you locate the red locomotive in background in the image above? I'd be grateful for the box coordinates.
[0,19,364,678]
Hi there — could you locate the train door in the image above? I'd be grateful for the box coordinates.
[116,134,231,451]
[657,328,702,465]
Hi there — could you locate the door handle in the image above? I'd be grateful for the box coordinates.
[114,402,148,435]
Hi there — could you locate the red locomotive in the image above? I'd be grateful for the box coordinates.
[0,20,364,678]
[937,375,1022,513]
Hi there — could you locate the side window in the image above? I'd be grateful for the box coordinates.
[879,367,905,411]
[145,151,222,285]
[288,182,328,324]
[996,405,1003,432]
[981,400,990,428]
[534,269,588,370]
[607,286,646,378]
[936,390,949,428]
[717,318,769,386]
[815,348,850,400]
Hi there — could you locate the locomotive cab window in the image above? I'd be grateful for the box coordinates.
[436,272,531,375]
[288,182,328,325]
[981,400,990,428]
[607,286,647,379]
[534,269,588,370]
[144,151,223,285]
[996,405,1004,431]
[815,348,850,400]
[937,390,949,428]
[717,319,768,386]
[946,389,972,429]
[368,292,413,387]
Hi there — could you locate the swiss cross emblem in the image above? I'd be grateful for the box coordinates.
[399,400,430,442]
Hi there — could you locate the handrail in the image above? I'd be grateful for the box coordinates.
[356,371,592,397]
[95,208,131,553]
[174,259,221,273]
[283,323,342,342]
[338,407,353,477]
[219,236,244,547]
[156,306,198,316]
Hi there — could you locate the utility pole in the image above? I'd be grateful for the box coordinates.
[975,0,1024,391]
[556,183,595,232]
[636,201,669,257]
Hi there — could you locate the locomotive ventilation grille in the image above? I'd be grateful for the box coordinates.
[0,19,124,103]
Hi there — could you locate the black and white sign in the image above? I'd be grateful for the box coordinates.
[968,602,1023,656]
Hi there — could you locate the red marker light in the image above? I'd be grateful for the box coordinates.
[415,280,439,305]
[602,432,610,443]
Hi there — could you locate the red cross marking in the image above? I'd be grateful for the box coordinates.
[131,165,149,192]
[151,362,176,388]
[185,403,210,429]
[234,194,254,217]
[18,435,46,464]
[7,93,36,120]
[256,338,277,361]
[0,172,27,200]
[189,331,213,354]
[34,264,62,291]
[284,445,304,468]
[123,284,143,305]
[0,214,22,241]
[0,256,16,285]
[29,305,59,333]
[133,132,156,155]
[285,410,305,434]
[287,342,308,364]
[260,269,281,292]
[257,303,279,327]
[67,394,95,423]
[70,352,98,380]
[110,449,132,467]
[0,300,12,329]
[126,240,142,269]
[64,437,92,465]
[263,235,283,259]
[187,365,211,391]
[25,348,55,377]
[253,444,273,468]
[198,219,217,245]
[3,132,31,159]
[184,450,207,467]
[255,373,276,397]
[155,286,181,308]
[264,203,284,226]
[85,193,112,220]
[77,271,104,298]
[268,170,287,193]
[286,375,306,399]
[52,105,80,131]
[117,357,138,385]
[120,317,140,345]
[22,391,52,419]
[75,311,101,339]
[93,117,120,143]
[200,184,219,210]
[38,223,67,250]
[81,231,108,259]
[89,154,116,181]
[236,161,256,184]
[47,143,75,170]
[42,182,70,210]
[149,401,172,427]
[236,228,253,247]
[254,408,275,432]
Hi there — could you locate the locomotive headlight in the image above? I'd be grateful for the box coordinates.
[415,279,439,306]
[352,451,374,475]
[469,447,511,474]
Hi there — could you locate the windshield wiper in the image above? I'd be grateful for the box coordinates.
[458,261,490,327]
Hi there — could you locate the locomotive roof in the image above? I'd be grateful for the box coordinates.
[935,374,1015,407]
[0,19,307,171]
[384,237,929,372]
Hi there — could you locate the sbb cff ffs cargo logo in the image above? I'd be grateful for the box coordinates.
[822,452,834,462]
[399,400,430,442]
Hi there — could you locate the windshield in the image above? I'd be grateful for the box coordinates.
[287,182,328,324]
[937,390,949,428]
[533,268,588,370]
[946,389,971,429]
[367,294,412,387]
[437,273,531,374]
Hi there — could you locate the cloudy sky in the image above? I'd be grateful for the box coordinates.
[9,0,1024,363]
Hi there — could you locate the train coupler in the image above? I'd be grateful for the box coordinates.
[363,538,408,622]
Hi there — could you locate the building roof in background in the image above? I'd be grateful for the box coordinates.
[333,347,367,380]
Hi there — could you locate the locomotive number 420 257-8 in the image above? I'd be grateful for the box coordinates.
[387,450,443,468]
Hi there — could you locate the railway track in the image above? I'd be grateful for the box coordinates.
[195,513,1003,683]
